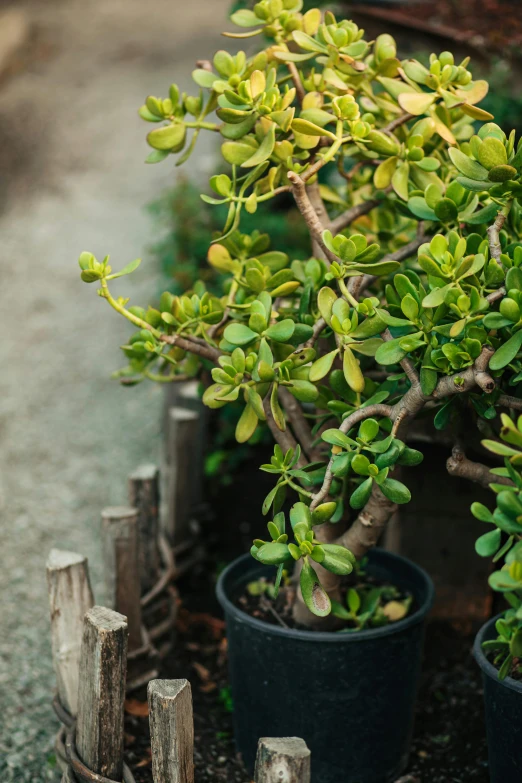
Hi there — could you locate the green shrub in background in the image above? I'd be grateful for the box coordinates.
[78,2,522,632]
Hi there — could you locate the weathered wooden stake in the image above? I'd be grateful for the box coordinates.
[129,464,161,593]
[255,738,311,783]
[148,679,194,783]
[46,549,94,716]
[76,606,128,780]
[177,382,206,505]
[164,407,199,545]
[101,507,142,650]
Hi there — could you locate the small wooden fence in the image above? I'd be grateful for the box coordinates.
[53,603,311,783]
[47,389,311,781]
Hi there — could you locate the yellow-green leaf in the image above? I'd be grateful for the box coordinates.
[236,403,259,443]
[147,123,186,150]
[374,156,397,189]
[309,349,339,382]
[391,161,410,201]
[270,384,286,431]
[343,346,365,393]
[398,91,437,115]
[242,123,276,168]
[317,286,337,326]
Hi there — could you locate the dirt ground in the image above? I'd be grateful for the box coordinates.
[0,1,230,780]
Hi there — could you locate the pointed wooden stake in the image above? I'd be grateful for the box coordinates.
[101,506,142,650]
[129,464,161,593]
[46,549,94,715]
[164,407,199,545]
[255,737,311,783]
[148,679,194,783]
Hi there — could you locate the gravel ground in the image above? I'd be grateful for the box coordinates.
[0,1,229,780]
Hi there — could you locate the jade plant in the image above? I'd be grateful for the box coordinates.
[79,2,522,628]
[471,414,522,679]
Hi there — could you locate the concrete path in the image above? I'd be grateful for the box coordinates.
[0,1,229,779]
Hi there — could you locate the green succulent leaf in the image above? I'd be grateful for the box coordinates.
[300,559,332,617]
[475,529,502,557]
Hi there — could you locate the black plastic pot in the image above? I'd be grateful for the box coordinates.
[474,615,522,783]
[216,548,434,783]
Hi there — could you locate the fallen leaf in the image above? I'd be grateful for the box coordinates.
[125,698,149,717]
[177,609,225,639]
[192,661,211,682]
[200,681,217,693]
[136,752,152,768]
[382,600,408,622]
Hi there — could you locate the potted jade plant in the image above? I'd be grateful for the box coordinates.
[78,3,522,781]
[472,414,522,783]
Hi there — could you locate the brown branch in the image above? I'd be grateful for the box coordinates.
[330,197,382,234]
[310,403,394,509]
[497,393,522,410]
[287,61,306,104]
[310,345,498,557]
[487,207,509,264]
[383,112,414,134]
[287,172,336,263]
[278,387,325,463]
[262,392,308,469]
[433,345,495,397]
[160,333,222,362]
[304,317,326,348]
[487,287,505,304]
[382,329,419,387]
[446,445,513,489]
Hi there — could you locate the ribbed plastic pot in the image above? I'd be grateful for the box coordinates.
[474,615,522,783]
[216,548,434,783]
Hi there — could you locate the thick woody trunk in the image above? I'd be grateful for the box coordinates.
[339,485,397,559]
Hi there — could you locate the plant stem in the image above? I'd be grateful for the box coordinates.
[487,200,513,263]
[100,279,162,337]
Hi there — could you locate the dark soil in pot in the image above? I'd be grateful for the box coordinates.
[217,549,434,783]
[474,615,522,783]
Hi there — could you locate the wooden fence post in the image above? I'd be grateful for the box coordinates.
[255,738,311,783]
[46,549,94,716]
[177,381,207,506]
[76,606,128,780]
[101,506,142,651]
[129,464,161,593]
[164,407,199,545]
[148,679,194,783]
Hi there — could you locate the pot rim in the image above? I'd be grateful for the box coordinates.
[474,613,522,695]
[216,548,434,643]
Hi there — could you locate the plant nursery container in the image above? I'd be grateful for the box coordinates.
[474,615,522,783]
[217,548,434,783]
